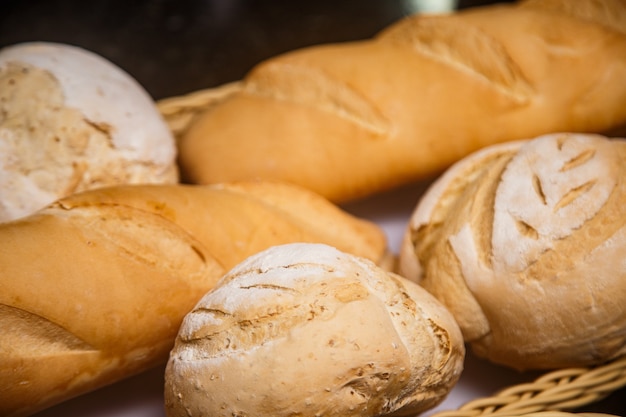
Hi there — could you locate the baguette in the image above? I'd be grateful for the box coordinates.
[0,181,388,417]
[177,0,626,203]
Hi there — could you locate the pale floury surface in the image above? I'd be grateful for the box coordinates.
[0,42,178,222]
[165,243,465,417]
[399,133,626,370]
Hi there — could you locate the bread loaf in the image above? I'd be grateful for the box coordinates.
[0,181,388,417]
[165,243,464,417]
[0,42,178,223]
[398,132,626,370]
[176,0,626,203]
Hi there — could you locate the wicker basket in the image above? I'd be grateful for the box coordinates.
[156,87,626,417]
[157,82,242,140]
[429,356,626,417]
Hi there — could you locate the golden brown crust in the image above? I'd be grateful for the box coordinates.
[0,182,388,417]
[178,0,626,203]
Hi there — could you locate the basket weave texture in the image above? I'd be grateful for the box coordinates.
[430,355,626,417]
[157,82,242,140]
[156,88,626,417]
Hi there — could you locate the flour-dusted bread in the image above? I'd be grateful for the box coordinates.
[176,0,626,203]
[165,243,464,417]
[399,133,626,370]
[0,182,389,417]
[0,42,178,222]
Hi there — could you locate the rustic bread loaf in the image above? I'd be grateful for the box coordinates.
[177,0,626,203]
[165,243,464,417]
[0,42,178,223]
[398,133,626,370]
[0,182,389,417]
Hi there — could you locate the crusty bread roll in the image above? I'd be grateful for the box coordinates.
[165,243,464,417]
[398,132,626,370]
[0,42,178,223]
[176,0,626,203]
[0,182,388,417]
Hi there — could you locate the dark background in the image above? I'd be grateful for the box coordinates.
[1,1,625,416]
[1,0,513,100]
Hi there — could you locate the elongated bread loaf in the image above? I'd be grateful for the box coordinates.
[0,181,388,417]
[177,0,626,203]
[398,133,626,370]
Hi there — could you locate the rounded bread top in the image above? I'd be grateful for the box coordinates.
[165,243,464,417]
[399,132,626,369]
[0,42,178,222]
[0,42,175,163]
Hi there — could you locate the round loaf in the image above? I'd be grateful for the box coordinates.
[399,132,626,370]
[0,42,178,222]
[165,243,464,417]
